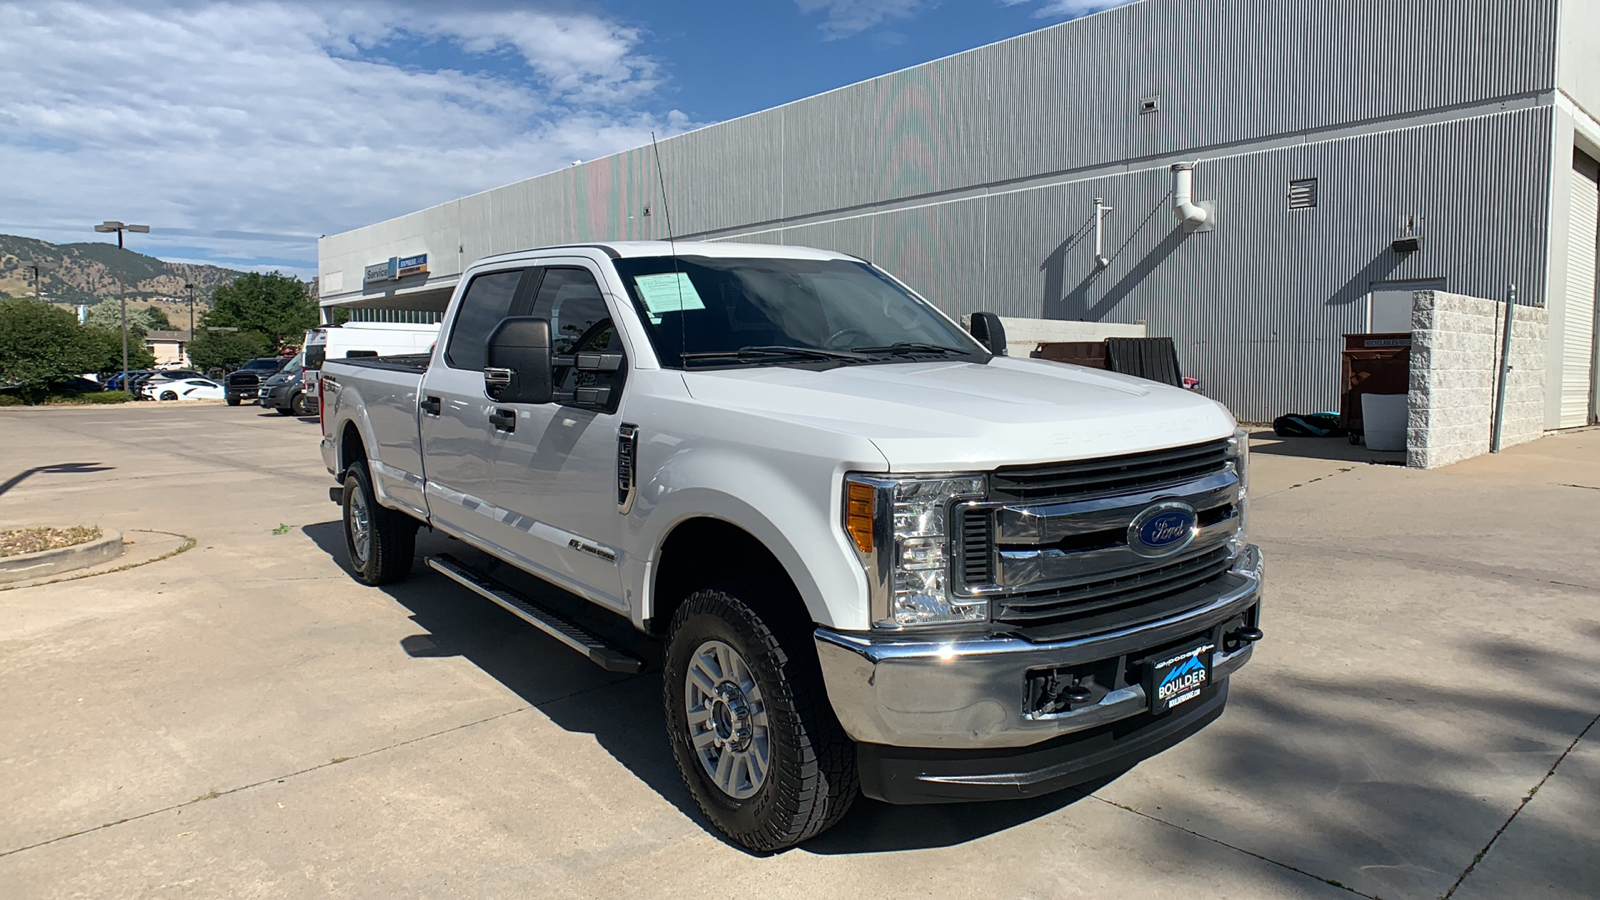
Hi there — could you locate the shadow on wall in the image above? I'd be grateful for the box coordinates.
[1045,192,1187,323]
[1327,246,1408,310]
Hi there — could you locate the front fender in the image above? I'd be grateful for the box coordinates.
[626,444,882,632]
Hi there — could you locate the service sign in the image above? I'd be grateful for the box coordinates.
[396,253,428,277]
[364,259,397,284]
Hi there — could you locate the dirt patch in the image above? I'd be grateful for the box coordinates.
[0,526,103,558]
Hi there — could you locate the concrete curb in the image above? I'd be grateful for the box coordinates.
[0,529,124,585]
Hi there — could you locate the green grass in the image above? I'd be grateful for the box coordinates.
[272,523,291,535]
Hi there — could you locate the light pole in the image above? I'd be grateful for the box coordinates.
[94,220,150,393]
[184,281,196,365]
[23,260,56,302]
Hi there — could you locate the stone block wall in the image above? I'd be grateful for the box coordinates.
[1407,292,1548,469]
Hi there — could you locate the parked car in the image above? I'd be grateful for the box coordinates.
[319,241,1264,851]
[153,378,226,401]
[224,357,287,406]
[103,370,154,393]
[138,371,207,399]
[258,353,314,416]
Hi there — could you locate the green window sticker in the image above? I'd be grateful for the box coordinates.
[634,272,705,315]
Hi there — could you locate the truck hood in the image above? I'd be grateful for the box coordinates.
[681,357,1236,470]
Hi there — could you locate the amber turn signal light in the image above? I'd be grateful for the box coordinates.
[845,481,875,554]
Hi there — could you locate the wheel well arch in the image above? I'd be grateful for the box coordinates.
[338,422,366,478]
[648,517,806,636]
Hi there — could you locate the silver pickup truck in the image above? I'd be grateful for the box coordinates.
[319,240,1263,851]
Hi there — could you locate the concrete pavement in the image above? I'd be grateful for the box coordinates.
[0,404,1595,899]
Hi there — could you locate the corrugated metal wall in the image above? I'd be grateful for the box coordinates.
[320,0,1563,420]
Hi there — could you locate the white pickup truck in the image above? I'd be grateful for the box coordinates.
[318,241,1263,851]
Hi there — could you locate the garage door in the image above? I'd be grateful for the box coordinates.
[1561,151,1599,428]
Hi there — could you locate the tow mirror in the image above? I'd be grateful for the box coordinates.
[485,317,554,404]
[969,312,1007,356]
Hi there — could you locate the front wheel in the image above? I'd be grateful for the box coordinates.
[159,390,178,401]
[274,405,294,416]
[341,461,417,585]
[290,392,310,417]
[664,585,857,851]
[225,394,241,406]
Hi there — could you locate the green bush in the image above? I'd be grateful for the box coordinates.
[0,393,22,407]
[83,391,132,404]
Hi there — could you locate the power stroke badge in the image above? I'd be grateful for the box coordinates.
[1148,642,1214,713]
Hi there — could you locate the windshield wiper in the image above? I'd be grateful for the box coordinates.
[849,342,974,357]
[680,345,871,365]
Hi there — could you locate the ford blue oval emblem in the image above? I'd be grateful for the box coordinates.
[1127,502,1198,557]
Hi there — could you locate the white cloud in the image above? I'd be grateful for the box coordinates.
[1000,0,1138,19]
[794,0,931,40]
[0,1,695,272]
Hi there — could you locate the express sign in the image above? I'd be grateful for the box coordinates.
[364,253,428,284]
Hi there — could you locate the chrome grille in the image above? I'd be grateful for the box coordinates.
[992,546,1233,625]
[990,439,1230,503]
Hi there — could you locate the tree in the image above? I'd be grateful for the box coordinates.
[83,303,170,339]
[204,272,317,352]
[81,325,155,373]
[0,299,100,400]
[187,328,272,371]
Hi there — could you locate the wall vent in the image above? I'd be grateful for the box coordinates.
[1138,95,1161,115]
[1288,178,1318,210]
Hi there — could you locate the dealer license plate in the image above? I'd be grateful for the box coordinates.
[1147,642,1214,714]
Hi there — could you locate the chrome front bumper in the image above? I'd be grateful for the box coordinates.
[815,545,1262,750]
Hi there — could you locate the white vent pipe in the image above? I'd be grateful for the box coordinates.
[1171,162,1210,227]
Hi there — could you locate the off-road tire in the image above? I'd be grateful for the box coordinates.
[664,585,857,851]
[225,394,241,406]
[341,461,417,585]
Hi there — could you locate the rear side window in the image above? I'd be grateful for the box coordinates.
[446,269,527,370]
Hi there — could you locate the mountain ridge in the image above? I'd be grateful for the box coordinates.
[0,232,250,313]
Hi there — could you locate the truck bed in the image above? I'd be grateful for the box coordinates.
[323,356,429,518]
[329,353,431,373]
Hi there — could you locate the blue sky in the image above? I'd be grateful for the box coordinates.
[0,1,1124,280]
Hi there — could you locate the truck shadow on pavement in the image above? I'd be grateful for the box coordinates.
[301,520,1101,854]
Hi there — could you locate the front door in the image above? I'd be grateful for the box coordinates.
[490,261,632,612]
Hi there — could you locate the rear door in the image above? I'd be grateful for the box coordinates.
[418,265,538,551]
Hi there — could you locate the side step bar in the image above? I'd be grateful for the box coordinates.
[426,554,644,674]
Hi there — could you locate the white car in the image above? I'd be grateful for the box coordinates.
[152,378,226,401]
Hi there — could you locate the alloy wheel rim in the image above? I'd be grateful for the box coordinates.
[348,486,371,564]
[684,639,770,800]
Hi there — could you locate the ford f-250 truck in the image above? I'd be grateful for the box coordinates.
[318,241,1264,851]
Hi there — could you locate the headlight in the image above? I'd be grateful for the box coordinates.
[1226,426,1251,556]
[843,473,987,629]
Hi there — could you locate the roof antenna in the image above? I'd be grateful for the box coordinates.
[650,131,687,362]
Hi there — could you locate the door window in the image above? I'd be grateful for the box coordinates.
[446,268,527,371]
[530,267,626,399]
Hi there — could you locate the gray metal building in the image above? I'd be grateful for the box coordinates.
[318,0,1600,425]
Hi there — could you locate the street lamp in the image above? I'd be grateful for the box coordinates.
[94,220,150,394]
[22,259,57,302]
[184,281,196,365]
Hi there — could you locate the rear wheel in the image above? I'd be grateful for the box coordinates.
[342,461,417,585]
[664,585,857,851]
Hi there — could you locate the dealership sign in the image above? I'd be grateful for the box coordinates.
[364,253,428,284]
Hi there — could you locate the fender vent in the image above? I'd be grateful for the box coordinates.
[960,507,994,587]
[616,424,639,513]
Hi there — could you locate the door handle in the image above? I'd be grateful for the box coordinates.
[489,408,516,433]
[420,395,441,416]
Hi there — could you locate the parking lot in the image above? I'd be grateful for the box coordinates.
[1,403,1596,899]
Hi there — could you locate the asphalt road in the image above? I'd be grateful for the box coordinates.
[1,403,1596,899]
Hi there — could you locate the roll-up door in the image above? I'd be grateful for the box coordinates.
[1561,151,1599,428]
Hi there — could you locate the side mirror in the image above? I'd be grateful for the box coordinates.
[485,317,554,404]
[969,312,1007,356]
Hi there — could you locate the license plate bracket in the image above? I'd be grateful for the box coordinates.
[1146,641,1214,714]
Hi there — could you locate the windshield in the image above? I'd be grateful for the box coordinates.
[245,358,282,370]
[611,256,986,368]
